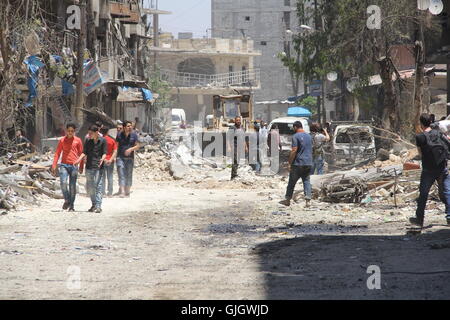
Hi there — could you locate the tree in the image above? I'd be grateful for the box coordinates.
[287,0,437,138]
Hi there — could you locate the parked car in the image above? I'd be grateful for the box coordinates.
[267,117,311,151]
[171,108,186,129]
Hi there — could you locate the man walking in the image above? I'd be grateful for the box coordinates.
[310,123,330,175]
[75,125,107,213]
[280,121,313,207]
[52,123,84,212]
[410,113,450,227]
[227,116,247,180]
[116,120,140,197]
[100,127,117,197]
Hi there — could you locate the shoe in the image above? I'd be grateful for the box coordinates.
[68,207,75,212]
[305,200,311,208]
[94,208,102,213]
[107,193,113,197]
[63,201,69,210]
[446,218,450,226]
[113,192,122,197]
[409,216,424,227]
[88,206,95,212]
[279,199,291,206]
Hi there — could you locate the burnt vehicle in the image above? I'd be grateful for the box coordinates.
[326,122,376,166]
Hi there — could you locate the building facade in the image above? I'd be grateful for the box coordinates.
[152,37,261,124]
[211,0,301,103]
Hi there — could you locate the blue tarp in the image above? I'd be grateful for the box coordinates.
[287,106,312,118]
[24,55,45,107]
[141,88,153,102]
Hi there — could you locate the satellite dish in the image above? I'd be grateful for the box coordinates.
[346,77,359,92]
[309,48,316,59]
[429,0,443,15]
[417,0,430,10]
[327,72,338,82]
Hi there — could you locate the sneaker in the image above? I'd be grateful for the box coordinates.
[305,200,311,208]
[68,207,75,212]
[279,199,291,207]
[88,206,95,212]
[94,208,102,213]
[409,216,424,227]
[62,201,69,210]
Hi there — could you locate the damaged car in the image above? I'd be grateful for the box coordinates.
[330,124,376,166]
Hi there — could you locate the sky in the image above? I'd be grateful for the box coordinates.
[144,0,212,38]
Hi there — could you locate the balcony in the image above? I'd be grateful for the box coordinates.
[160,69,260,89]
[109,1,140,24]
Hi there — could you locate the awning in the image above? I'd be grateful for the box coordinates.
[117,86,154,102]
[287,106,312,118]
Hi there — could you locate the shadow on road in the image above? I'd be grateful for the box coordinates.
[253,227,450,299]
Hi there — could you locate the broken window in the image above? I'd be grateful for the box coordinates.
[335,128,373,144]
[260,41,267,45]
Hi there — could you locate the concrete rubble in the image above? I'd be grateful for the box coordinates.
[0,152,63,210]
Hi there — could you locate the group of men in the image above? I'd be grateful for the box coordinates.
[51,120,139,213]
[279,114,450,228]
[228,117,330,189]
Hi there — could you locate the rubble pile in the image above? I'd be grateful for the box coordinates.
[0,153,63,210]
[135,144,173,182]
[313,162,433,205]
[320,176,367,203]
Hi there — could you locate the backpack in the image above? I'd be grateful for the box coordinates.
[424,129,450,166]
[311,132,324,158]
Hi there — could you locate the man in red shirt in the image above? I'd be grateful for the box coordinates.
[100,127,118,196]
[52,123,84,211]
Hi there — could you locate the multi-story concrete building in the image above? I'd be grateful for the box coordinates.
[151,37,261,123]
[211,0,300,103]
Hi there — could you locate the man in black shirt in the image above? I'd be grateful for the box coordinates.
[115,120,140,197]
[410,114,450,227]
[75,125,107,213]
[14,129,32,153]
[227,117,248,180]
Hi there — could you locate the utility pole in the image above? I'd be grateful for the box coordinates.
[75,0,86,124]
[313,0,321,123]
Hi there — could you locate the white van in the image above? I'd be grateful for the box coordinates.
[171,108,186,128]
[267,117,310,151]
[332,124,376,165]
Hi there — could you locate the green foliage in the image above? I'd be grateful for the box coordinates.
[297,95,317,109]
[147,67,173,110]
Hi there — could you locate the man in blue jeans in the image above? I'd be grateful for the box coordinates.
[280,121,313,207]
[52,123,84,212]
[100,127,118,196]
[410,113,450,227]
[75,125,107,213]
[310,123,330,175]
[116,120,140,197]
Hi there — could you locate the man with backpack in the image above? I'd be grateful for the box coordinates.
[410,113,450,227]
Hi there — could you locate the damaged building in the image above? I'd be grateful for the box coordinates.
[3,0,159,149]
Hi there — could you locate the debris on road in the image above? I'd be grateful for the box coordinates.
[0,152,63,210]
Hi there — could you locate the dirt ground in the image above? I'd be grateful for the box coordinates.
[1,172,450,300]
